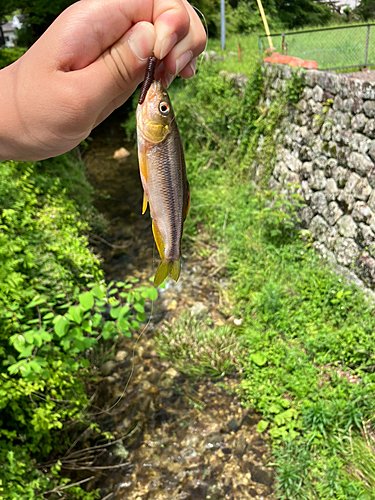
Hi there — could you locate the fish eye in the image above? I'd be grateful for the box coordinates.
[159,101,170,116]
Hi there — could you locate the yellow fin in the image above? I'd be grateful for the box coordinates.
[170,258,181,282]
[142,193,148,214]
[153,258,181,287]
[152,220,165,260]
[154,260,169,287]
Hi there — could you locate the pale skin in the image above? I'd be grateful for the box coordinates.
[0,0,206,161]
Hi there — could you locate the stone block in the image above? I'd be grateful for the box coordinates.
[332,166,350,188]
[364,119,375,139]
[348,152,374,176]
[363,100,375,118]
[299,146,313,162]
[359,81,375,100]
[334,111,351,129]
[369,142,375,162]
[310,191,328,214]
[310,170,327,191]
[352,201,375,225]
[344,172,361,194]
[300,161,313,180]
[313,155,328,170]
[311,137,324,156]
[302,87,313,100]
[351,113,368,132]
[298,99,307,112]
[284,151,302,173]
[321,122,332,141]
[353,177,372,201]
[358,223,375,249]
[296,113,309,126]
[335,237,360,266]
[343,98,355,112]
[368,190,375,212]
[337,190,355,213]
[338,146,350,164]
[305,70,319,88]
[337,215,358,238]
[352,98,364,114]
[301,180,313,202]
[312,85,324,102]
[326,158,338,177]
[333,94,343,111]
[300,206,314,228]
[349,133,372,154]
[325,178,339,201]
[309,215,328,241]
[323,201,343,226]
[328,142,338,158]
[318,71,341,94]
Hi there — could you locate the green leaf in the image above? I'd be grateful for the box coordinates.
[102,321,116,340]
[82,319,92,332]
[251,352,267,367]
[68,305,83,324]
[19,345,34,358]
[131,320,140,330]
[133,302,145,314]
[26,296,46,308]
[110,306,122,319]
[257,420,269,433]
[92,285,105,300]
[29,360,42,373]
[54,316,70,338]
[79,291,94,311]
[117,318,131,336]
[92,313,102,328]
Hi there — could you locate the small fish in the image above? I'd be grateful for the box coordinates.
[136,58,190,287]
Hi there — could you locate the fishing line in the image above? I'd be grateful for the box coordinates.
[192,5,209,74]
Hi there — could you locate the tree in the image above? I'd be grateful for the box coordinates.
[1,0,77,46]
[355,0,375,20]
[274,0,332,28]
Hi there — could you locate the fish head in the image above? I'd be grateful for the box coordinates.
[136,81,174,144]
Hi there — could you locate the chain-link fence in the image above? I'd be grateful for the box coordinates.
[259,24,375,71]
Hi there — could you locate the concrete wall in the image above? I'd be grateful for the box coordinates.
[263,63,375,291]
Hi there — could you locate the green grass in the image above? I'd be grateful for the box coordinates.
[153,55,375,499]
[213,24,375,72]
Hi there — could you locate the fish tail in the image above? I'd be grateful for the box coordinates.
[154,257,181,287]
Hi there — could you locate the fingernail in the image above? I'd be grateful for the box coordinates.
[128,22,155,60]
[175,50,193,75]
[160,33,178,60]
[163,72,174,89]
[189,57,197,76]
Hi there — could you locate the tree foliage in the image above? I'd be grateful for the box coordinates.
[355,0,375,20]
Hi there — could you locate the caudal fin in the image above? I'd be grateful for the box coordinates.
[154,258,181,287]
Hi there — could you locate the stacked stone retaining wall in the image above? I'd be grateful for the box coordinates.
[263,63,375,291]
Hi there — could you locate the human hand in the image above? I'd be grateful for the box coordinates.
[0,0,206,161]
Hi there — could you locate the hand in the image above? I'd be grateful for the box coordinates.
[0,0,206,161]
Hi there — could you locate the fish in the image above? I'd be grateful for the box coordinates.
[136,57,190,287]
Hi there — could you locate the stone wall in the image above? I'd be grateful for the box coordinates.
[263,63,375,291]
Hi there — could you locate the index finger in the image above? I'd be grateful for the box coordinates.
[34,0,191,71]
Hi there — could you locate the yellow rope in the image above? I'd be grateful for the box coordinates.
[256,0,273,49]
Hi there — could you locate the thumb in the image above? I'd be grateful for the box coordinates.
[77,22,156,122]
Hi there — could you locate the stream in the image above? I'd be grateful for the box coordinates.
[81,111,276,500]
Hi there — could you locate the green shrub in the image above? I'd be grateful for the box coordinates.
[0,158,156,498]
[0,47,27,68]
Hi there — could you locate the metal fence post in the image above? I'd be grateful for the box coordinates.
[258,35,262,57]
[365,24,370,68]
[281,33,285,54]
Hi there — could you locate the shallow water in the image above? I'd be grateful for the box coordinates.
[82,113,275,500]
